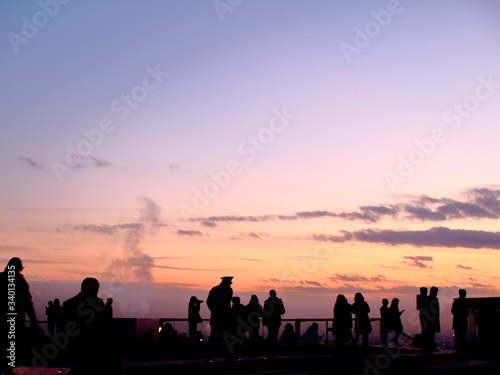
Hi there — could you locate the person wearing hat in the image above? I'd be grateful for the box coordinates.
[0,257,39,374]
[207,276,233,344]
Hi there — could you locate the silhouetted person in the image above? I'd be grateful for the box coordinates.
[380,298,390,345]
[263,289,285,344]
[158,322,179,348]
[416,287,428,335]
[46,300,55,334]
[452,289,469,351]
[352,292,371,346]
[62,277,122,375]
[53,298,63,333]
[246,294,263,343]
[141,329,155,345]
[0,257,39,374]
[300,322,322,345]
[188,296,203,341]
[389,298,405,344]
[230,296,246,337]
[157,322,178,347]
[207,276,233,344]
[279,323,298,345]
[105,298,114,325]
[425,286,440,349]
[333,294,353,346]
[196,330,205,342]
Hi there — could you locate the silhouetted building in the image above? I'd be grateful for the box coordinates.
[467,297,500,358]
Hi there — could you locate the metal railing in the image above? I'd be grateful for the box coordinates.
[159,317,382,344]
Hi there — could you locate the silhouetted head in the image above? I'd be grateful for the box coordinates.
[106,298,113,305]
[221,276,233,286]
[6,257,23,272]
[163,322,174,331]
[420,287,428,294]
[54,298,60,306]
[284,323,294,330]
[391,298,399,306]
[458,289,467,298]
[250,294,258,302]
[190,296,203,304]
[269,289,277,297]
[430,286,438,296]
[81,277,100,297]
[336,294,347,304]
[354,292,364,302]
[48,300,53,306]
[382,298,389,306]
[232,296,240,305]
[307,323,319,332]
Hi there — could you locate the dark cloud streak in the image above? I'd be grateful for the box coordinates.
[313,227,500,250]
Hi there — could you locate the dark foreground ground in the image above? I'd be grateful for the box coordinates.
[13,342,500,375]
[121,344,499,375]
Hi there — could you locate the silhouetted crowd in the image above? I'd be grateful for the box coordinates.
[0,258,482,374]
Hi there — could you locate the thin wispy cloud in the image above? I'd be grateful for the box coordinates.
[200,220,217,227]
[191,187,500,225]
[177,229,203,237]
[72,223,141,235]
[19,156,43,169]
[313,227,500,250]
[229,232,265,240]
[88,156,111,167]
[330,273,387,283]
[168,164,180,173]
[404,256,433,269]
[228,256,264,262]
[468,278,495,289]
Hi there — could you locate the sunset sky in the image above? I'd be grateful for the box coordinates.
[1,1,500,335]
